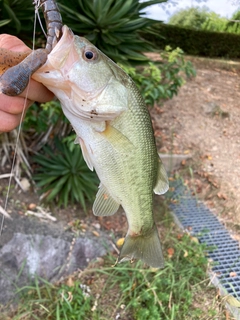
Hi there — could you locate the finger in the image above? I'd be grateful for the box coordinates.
[0,34,30,52]
[0,94,32,114]
[20,79,55,103]
[0,110,22,132]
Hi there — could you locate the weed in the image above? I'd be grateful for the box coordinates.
[9,277,93,320]
[5,223,224,320]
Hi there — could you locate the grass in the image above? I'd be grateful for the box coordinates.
[1,200,228,320]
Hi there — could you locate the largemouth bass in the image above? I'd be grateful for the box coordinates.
[2,24,169,268]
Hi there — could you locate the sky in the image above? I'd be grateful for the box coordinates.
[143,0,239,22]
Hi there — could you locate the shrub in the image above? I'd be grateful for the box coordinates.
[121,46,196,107]
[143,23,240,59]
[33,137,99,210]
[57,0,167,64]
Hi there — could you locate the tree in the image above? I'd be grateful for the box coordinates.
[226,10,240,34]
[168,6,210,30]
[168,6,229,33]
[201,12,228,32]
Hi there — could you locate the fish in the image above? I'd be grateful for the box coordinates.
[31,25,169,268]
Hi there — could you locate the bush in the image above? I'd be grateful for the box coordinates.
[0,0,45,47]
[142,23,240,59]
[121,46,196,107]
[33,137,99,210]
[58,0,167,64]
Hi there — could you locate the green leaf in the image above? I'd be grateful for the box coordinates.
[0,19,11,27]
[3,3,21,33]
[33,138,98,209]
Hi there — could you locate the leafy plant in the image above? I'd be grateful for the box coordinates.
[0,0,46,47]
[23,101,65,133]
[33,137,99,210]
[121,46,196,107]
[0,0,34,34]
[58,0,167,64]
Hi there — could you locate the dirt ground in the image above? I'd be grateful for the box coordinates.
[149,55,240,234]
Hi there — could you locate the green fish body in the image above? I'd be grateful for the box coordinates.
[33,26,169,268]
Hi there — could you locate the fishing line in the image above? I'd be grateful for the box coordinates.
[0,3,39,236]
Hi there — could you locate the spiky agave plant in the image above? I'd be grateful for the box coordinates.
[58,0,167,64]
[33,138,99,211]
[0,0,44,46]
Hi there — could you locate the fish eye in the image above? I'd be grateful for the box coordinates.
[85,51,94,59]
[84,49,97,61]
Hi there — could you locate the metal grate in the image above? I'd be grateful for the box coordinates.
[168,179,240,301]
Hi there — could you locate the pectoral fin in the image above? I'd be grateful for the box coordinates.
[101,123,134,154]
[93,184,120,216]
[75,137,94,171]
[154,158,169,195]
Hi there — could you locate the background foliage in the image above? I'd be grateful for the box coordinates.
[33,137,99,210]
[168,6,240,35]
[121,46,195,106]
[57,0,167,64]
[143,22,240,59]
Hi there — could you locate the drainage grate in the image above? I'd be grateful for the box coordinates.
[168,179,240,301]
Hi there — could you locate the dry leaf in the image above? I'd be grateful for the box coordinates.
[183,250,188,258]
[217,192,227,200]
[66,277,74,287]
[92,231,100,237]
[28,203,37,210]
[167,247,174,258]
[208,179,219,188]
[116,238,125,247]
[229,271,237,277]
[177,234,183,240]
[190,236,199,244]
[225,295,240,308]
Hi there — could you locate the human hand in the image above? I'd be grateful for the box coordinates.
[0,34,54,133]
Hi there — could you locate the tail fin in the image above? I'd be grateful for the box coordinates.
[119,225,164,268]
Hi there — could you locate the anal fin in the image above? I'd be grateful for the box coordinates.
[154,157,169,195]
[93,184,120,216]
